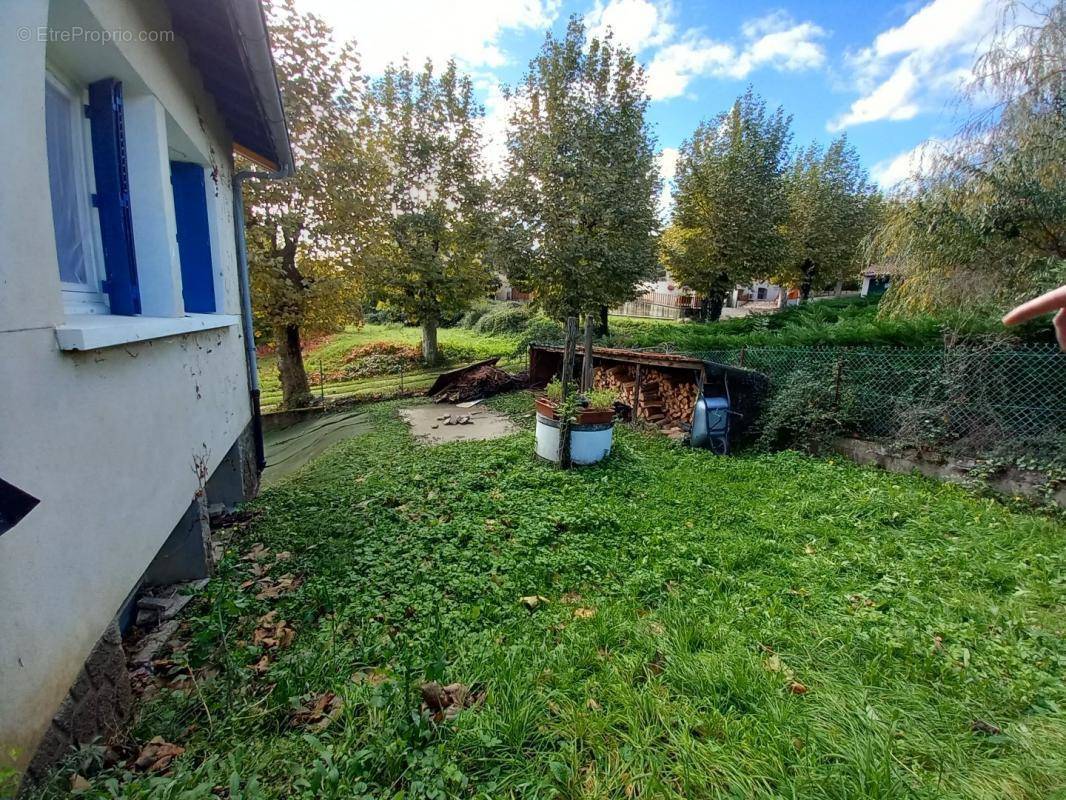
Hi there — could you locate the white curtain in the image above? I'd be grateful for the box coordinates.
[45,80,88,286]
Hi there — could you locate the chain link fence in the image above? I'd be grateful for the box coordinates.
[684,344,1066,454]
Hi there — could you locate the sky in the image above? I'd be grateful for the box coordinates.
[295,0,1006,205]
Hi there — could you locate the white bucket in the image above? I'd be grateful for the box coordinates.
[535,413,614,465]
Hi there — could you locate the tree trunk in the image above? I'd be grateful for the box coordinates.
[833,279,843,297]
[698,297,710,322]
[557,316,579,469]
[597,305,609,337]
[421,318,440,365]
[800,261,816,303]
[707,293,725,322]
[275,323,313,409]
[580,314,595,392]
[777,288,789,309]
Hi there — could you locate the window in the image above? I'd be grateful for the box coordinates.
[45,70,107,313]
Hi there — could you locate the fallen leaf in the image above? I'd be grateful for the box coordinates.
[574,607,597,620]
[290,692,344,731]
[804,543,816,555]
[252,611,295,650]
[250,655,271,674]
[561,592,583,605]
[255,574,302,600]
[70,774,91,792]
[763,654,796,681]
[351,667,390,685]
[787,681,808,695]
[586,697,602,711]
[420,681,484,722]
[274,551,292,562]
[242,544,270,562]
[971,719,1002,735]
[132,736,185,773]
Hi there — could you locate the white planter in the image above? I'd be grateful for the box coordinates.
[535,412,614,465]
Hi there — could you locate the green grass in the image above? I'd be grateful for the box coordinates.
[258,324,522,409]
[33,395,1066,798]
[603,297,1045,352]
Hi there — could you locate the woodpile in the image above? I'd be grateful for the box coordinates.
[592,364,698,440]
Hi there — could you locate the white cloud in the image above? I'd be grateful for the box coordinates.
[585,0,675,53]
[657,146,679,217]
[296,0,561,75]
[646,11,827,101]
[870,137,945,189]
[829,0,1000,130]
[647,36,735,100]
[477,76,516,176]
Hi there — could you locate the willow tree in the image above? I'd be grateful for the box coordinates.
[246,0,384,408]
[780,136,880,301]
[869,2,1066,318]
[667,89,792,320]
[366,61,491,365]
[495,17,660,335]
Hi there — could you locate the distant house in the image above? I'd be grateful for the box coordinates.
[730,281,800,308]
[0,0,292,781]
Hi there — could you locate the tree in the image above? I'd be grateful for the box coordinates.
[495,17,660,333]
[779,136,880,302]
[869,1,1066,318]
[246,0,383,408]
[366,61,491,364]
[665,89,791,320]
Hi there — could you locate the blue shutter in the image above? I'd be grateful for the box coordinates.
[87,78,140,315]
[170,161,216,313]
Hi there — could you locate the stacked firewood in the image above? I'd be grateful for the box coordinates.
[592,365,698,436]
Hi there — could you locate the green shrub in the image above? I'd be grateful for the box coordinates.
[757,366,861,453]
[510,315,564,357]
[583,387,618,411]
[458,300,493,329]
[473,303,531,334]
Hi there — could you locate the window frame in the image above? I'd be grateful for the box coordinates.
[45,66,109,315]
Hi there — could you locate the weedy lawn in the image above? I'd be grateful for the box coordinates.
[258,325,522,409]
[35,395,1066,799]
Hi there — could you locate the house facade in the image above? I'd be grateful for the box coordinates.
[0,0,291,780]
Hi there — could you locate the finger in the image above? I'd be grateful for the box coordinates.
[1002,285,1066,325]
[1055,308,1066,352]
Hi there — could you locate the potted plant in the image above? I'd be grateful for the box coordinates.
[535,379,618,465]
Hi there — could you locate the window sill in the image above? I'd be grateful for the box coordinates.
[55,313,240,351]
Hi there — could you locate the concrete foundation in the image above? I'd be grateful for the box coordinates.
[832,437,1066,507]
[205,423,260,513]
[22,622,132,788]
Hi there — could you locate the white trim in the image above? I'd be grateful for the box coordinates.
[55,313,240,351]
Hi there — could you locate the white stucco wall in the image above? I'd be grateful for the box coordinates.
[0,0,251,770]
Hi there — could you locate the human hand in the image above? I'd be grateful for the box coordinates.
[1002,286,1066,350]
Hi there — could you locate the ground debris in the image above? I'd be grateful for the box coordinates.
[430,361,525,403]
[252,611,296,650]
[290,691,344,731]
[132,736,185,773]
[520,595,549,610]
[971,719,1002,735]
[420,681,484,722]
[245,573,303,600]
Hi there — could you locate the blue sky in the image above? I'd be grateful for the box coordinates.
[297,0,1005,196]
